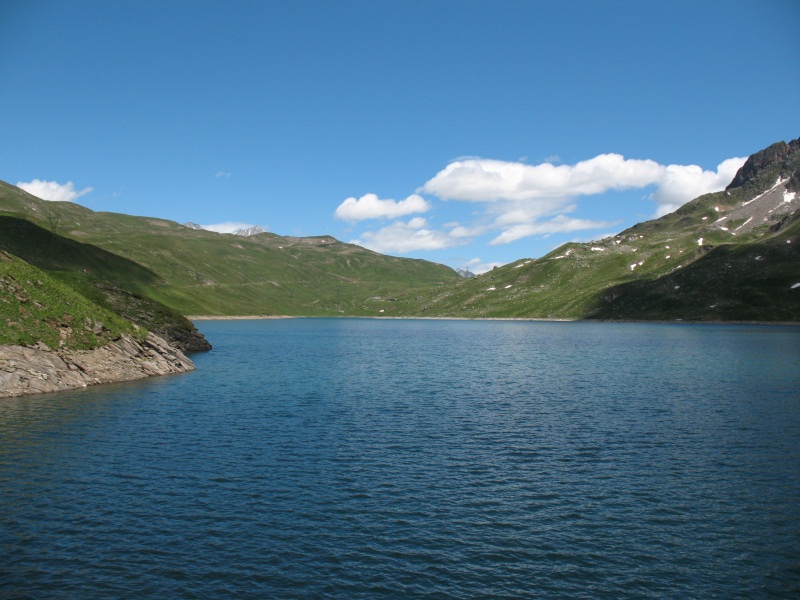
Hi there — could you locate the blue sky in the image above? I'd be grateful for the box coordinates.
[2,0,798,273]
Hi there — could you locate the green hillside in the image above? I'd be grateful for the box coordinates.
[1,137,797,324]
[389,138,800,321]
[0,250,141,350]
[0,216,210,351]
[0,181,459,316]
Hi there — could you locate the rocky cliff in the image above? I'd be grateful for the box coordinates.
[0,332,195,398]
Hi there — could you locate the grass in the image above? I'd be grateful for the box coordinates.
[0,184,459,317]
[0,250,140,349]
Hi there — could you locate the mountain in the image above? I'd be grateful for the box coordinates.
[181,223,266,237]
[232,225,266,237]
[0,182,460,317]
[2,137,797,325]
[389,138,800,322]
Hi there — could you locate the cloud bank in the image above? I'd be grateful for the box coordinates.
[335,193,430,222]
[342,152,746,254]
[420,154,747,215]
[17,179,93,202]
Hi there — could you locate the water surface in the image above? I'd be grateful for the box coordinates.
[2,319,799,598]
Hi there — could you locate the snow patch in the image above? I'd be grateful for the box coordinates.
[504,284,512,289]
[487,286,496,291]
[743,177,789,206]
[784,190,796,203]
[630,263,638,271]
[791,283,800,289]
[590,247,605,251]
[702,216,708,220]
[697,238,704,246]
[665,255,670,259]
[734,217,753,231]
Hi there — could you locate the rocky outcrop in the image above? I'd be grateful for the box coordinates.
[727,138,799,190]
[0,332,194,398]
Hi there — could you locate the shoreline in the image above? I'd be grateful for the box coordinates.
[187,315,798,325]
[187,315,295,321]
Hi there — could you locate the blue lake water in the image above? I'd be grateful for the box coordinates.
[1,318,799,598]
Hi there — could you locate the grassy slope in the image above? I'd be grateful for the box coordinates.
[0,181,459,316]
[390,141,800,321]
[0,216,210,349]
[0,250,140,349]
[2,137,796,323]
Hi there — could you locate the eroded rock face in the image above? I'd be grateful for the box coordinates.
[0,333,195,398]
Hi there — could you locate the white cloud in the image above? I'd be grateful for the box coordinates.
[421,154,664,202]
[335,193,430,222]
[420,153,748,217]
[343,151,747,253]
[17,179,93,202]
[490,215,613,245]
[463,258,503,274]
[650,157,747,216]
[351,217,464,253]
[200,221,257,234]
[215,171,231,178]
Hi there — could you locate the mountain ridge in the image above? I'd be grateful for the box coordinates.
[1,136,798,324]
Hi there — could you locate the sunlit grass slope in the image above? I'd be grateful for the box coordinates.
[389,140,800,321]
[0,250,139,349]
[0,181,459,316]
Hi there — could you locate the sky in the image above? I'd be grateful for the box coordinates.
[2,0,798,274]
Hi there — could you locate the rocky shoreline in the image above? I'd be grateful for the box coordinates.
[0,332,195,398]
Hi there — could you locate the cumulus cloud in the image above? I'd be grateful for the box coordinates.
[342,151,747,252]
[420,155,664,202]
[17,179,93,202]
[490,215,613,245]
[420,153,747,215]
[351,217,464,253]
[650,157,747,216]
[200,221,258,234]
[335,193,430,222]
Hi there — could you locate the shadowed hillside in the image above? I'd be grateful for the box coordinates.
[0,181,459,317]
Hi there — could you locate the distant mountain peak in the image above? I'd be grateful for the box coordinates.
[726,137,800,191]
[232,225,265,237]
[181,223,265,237]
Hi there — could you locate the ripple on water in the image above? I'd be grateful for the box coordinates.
[1,320,799,598]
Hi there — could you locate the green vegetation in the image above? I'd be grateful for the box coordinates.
[0,137,797,327]
[388,139,800,321]
[0,250,139,349]
[0,216,208,350]
[0,183,459,317]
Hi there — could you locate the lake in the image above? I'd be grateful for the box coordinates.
[1,319,799,598]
